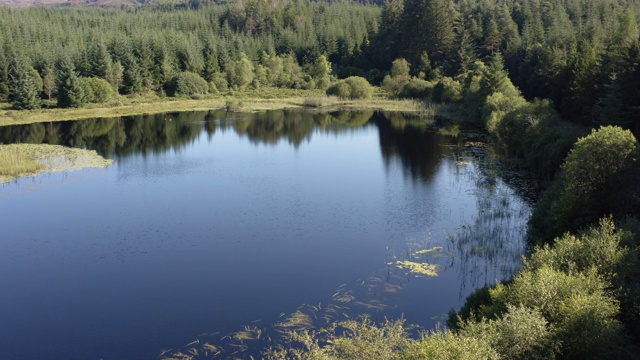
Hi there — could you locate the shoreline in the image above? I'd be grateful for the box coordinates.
[0,90,452,127]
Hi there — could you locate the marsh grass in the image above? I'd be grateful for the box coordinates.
[302,96,340,108]
[0,88,455,127]
[0,144,113,183]
[0,148,44,178]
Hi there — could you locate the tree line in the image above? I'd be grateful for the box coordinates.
[0,0,379,109]
[4,0,640,134]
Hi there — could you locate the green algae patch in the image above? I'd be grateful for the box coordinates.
[394,260,439,277]
[415,246,444,256]
[0,144,113,183]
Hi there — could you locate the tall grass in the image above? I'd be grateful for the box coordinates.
[0,144,112,183]
[0,147,44,178]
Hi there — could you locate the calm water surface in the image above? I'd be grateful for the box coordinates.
[0,110,531,359]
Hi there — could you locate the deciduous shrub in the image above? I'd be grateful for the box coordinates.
[167,71,209,97]
[81,77,116,103]
[326,76,373,100]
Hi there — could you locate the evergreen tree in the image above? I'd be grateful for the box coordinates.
[121,54,142,94]
[107,61,124,93]
[416,51,432,79]
[8,56,41,110]
[0,51,9,101]
[89,42,112,79]
[454,26,477,75]
[597,73,627,127]
[56,57,85,108]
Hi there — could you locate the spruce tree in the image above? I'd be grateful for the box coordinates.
[89,42,112,79]
[56,57,86,108]
[8,56,41,110]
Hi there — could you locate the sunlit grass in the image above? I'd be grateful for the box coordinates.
[0,88,452,127]
[0,144,113,183]
[0,147,44,178]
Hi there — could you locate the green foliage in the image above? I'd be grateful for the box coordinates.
[529,126,639,242]
[402,329,499,360]
[494,99,576,182]
[326,81,352,99]
[326,76,373,100]
[526,218,628,280]
[382,58,411,97]
[507,265,611,323]
[309,55,332,89]
[431,77,462,103]
[167,71,209,97]
[81,77,117,104]
[266,318,410,360]
[56,57,86,108]
[210,72,229,93]
[8,57,41,110]
[42,66,56,101]
[228,52,255,90]
[459,305,559,360]
[482,92,526,135]
[450,218,639,360]
[398,78,433,99]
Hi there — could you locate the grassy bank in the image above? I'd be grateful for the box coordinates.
[0,144,113,183]
[0,88,440,127]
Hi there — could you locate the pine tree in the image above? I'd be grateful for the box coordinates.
[122,54,142,94]
[8,56,41,110]
[596,73,627,126]
[107,61,124,93]
[89,42,112,79]
[56,57,85,108]
[455,27,477,75]
[0,51,9,101]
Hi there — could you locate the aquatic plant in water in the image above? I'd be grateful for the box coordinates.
[0,144,112,183]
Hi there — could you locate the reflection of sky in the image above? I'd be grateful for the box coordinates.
[0,116,529,360]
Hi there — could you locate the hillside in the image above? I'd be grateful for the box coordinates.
[0,0,150,8]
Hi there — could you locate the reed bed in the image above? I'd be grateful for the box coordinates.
[0,144,113,183]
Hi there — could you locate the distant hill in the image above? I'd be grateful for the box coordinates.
[0,0,154,8]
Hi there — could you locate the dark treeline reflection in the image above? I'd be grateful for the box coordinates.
[375,112,455,183]
[0,110,453,183]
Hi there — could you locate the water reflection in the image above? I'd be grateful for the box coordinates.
[0,110,532,360]
[375,112,451,183]
[0,110,380,156]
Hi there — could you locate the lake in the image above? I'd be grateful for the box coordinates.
[0,109,531,359]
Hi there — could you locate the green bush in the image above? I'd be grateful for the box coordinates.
[555,293,623,359]
[525,218,628,280]
[166,71,209,97]
[529,126,639,242]
[382,58,411,97]
[508,265,623,359]
[399,78,434,99]
[326,76,373,100]
[482,92,526,134]
[459,305,559,360]
[402,329,499,360]
[344,76,374,99]
[210,72,228,93]
[432,77,463,103]
[326,80,352,99]
[508,265,608,321]
[81,77,116,103]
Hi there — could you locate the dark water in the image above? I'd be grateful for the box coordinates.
[0,110,530,359]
